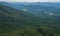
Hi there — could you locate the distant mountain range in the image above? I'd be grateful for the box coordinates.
[0,2,60,16]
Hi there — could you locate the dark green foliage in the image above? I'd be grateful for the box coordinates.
[0,4,60,36]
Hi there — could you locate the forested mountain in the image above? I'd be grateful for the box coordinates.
[0,2,60,36]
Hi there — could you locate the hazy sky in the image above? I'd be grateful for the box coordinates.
[0,0,60,2]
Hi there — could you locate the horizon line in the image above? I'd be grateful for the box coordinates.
[0,1,60,3]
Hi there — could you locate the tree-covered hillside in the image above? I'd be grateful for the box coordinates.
[0,4,60,36]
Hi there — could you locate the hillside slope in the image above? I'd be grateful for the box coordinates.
[0,4,37,30]
[0,4,60,36]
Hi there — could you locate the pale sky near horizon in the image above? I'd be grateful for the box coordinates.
[0,0,60,2]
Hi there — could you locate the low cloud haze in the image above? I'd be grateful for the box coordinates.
[0,0,60,2]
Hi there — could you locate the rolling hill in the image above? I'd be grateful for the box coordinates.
[0,2,60,36]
